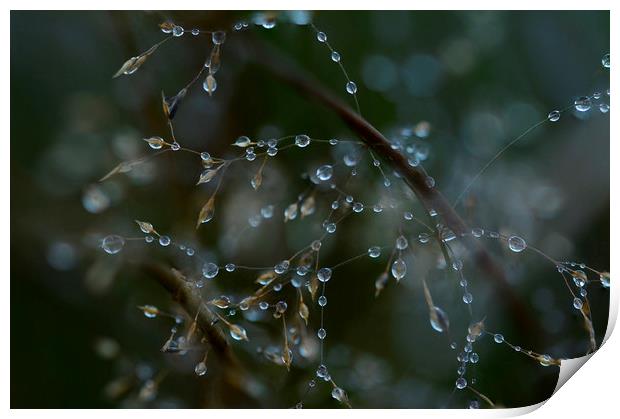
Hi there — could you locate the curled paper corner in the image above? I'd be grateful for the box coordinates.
[502,283,617,415]
[494,357,592,417]
[554,354,593,393]
[551,280,618,396]
[494,400,546,417]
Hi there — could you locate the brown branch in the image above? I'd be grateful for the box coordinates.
[239,39,543,344]
[141,262,259,407]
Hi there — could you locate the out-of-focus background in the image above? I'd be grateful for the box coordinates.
[11,11,609,408]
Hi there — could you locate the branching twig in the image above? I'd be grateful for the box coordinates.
[240,38,543,342]
[141,262,259,407]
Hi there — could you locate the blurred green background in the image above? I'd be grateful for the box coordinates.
[11,11,609,408]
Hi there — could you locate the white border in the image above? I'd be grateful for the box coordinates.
[4,2,616,418]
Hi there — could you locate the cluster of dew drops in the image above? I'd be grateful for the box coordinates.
[159,22,227,95]
[96,17,610,408]
[546,53,610,123]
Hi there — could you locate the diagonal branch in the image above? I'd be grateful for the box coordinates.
[240,38,543,343]
[141,262,259,407]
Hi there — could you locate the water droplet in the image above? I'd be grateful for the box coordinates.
[430,306,449,333]
[316,165,333,181]
[140,304,159,318]
[325,223,336,233]
[317,328,327,339]
[494,334,504,343]
[539,354,552,366]
[172,26,184,37]
[331,387,347,404]
[157,235,170,247]
[425,176,435,188]
[469,353,479,363]
[456,377,467,389]
[225,263,236,272]
[547,110,561,122]
[318,295,327,307]
[602,53,610,68]
[194,361,207,376]
[471,228,484,238]
[396,235,408,250]
[274,260,290,274]
[267,146,278,156]
[391,258,407,280]
[331,51,341,62]
[462,292,473,304]
[212,31,226,45]
[275,300,288,313]
[329,138,339,145]
[239,298,250,311]
[508,235,527,252]
[145,136,164,150]
[171,142,180,151]
[368,246,381,258]
[102,235,125,254]
[229,324,248,341]
[295,134,311,147]
[202,262,219,279]
[352,202,364,213]
[317,267,332,282]
[574,96,591,112]
[316,31,327,42]
[418,233,430,244]
[345,81,357,94]
[443,226,458,241]
[573,297,583,310]
[261,18,276,29]
[600,273,610,288]
[572,270,586,287]
[600,103,610,113]
[234,136,251,147]
[316,364,328,378]
[261,205,274,219]
[343,153,360,167]
[212,296,231,309]
[469,400,480,409]
[203,74,217,94]
[191,28,200,36]
[311,240,322,251]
